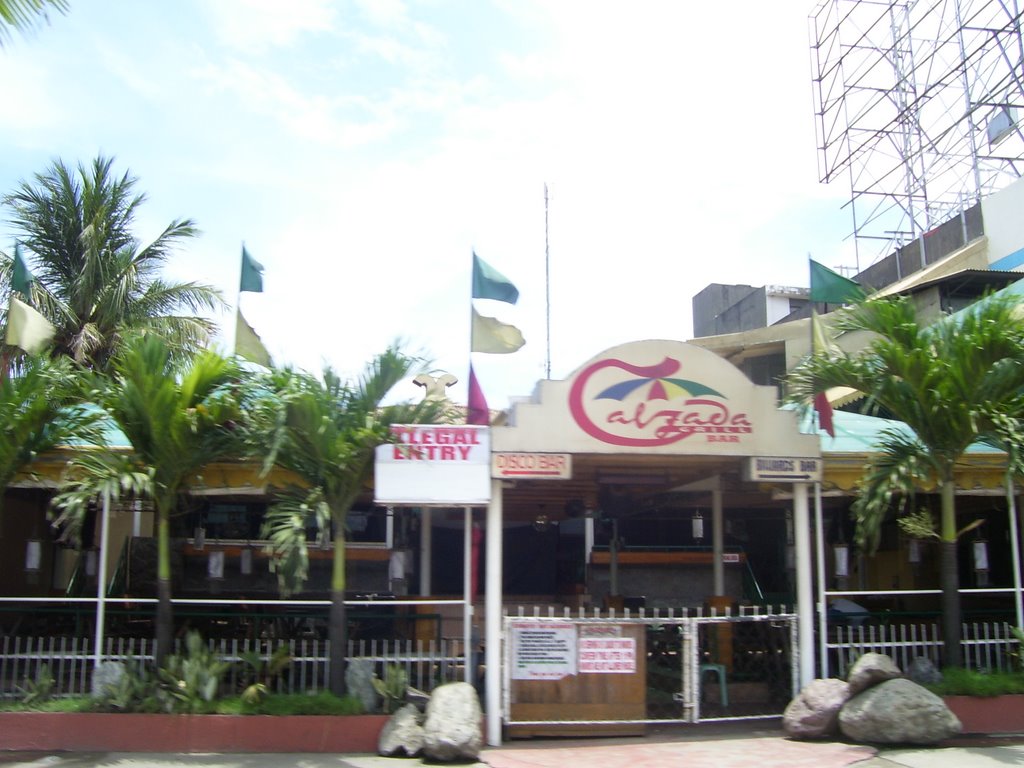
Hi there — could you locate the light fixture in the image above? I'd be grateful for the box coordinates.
[85,550,98,576]
[193,526,206,551]
[973,537,990,587]
[908,538,922,563]
[207,550,225,580]
[533,512,550,532]
[834,544,849,578]
[25,540,41,572]
[240,547,253,575]
[692,510,704,541]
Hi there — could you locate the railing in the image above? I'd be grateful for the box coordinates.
[0,635,465,700]
[830,621,1022,677]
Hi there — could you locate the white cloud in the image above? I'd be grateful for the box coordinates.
[204,0,336,52]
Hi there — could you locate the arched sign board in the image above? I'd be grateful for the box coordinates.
[493,339,820,460]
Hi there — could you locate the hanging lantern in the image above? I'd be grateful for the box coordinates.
[25,540,41,572]
[692,510,704,541]
[973,539,990,586]
[240,547,253,575]
[85,549,98,576]
[207,550,225,580]
[908,538,922,563]
[834,544,850,578]
[193,526,206,551]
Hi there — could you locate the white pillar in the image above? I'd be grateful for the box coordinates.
[463,506,473,684]
[1008,480,1023,630]
[93,490,112,667]
[420,507,432,596]
[711,488,724,595]
[813,482,828,679]
[793,482,814,688]
[485,478,503,747]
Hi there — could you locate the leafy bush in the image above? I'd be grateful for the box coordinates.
[371,664,408,714]
[156,631,232,713]
[926,667,1024,697]
[238,644,293,704]
[231,691,365,716]
[18,664,56,707]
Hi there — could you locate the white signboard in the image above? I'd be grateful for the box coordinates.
[492,452,572,479]
[744,456,823,482]
[510,622,577,680]
[578,635,637,674]
[375,425,491,505]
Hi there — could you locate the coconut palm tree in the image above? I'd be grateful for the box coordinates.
[248,346,443,694]
[0,356,97,520]
[787,293,1024,668]
[1,155,224,370]
[0,0,67,45]
[51,335,242,664]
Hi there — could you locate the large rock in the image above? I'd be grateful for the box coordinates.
[905,657,943,686]
[783,678,851,739]
[345,659,380,713]
[423,682,483,761]
[378,703,425,757]
[839,677,962,744]
[847,652,902,695]
[90,660,126,698]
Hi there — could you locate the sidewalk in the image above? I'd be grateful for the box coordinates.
[0,727,1022,768]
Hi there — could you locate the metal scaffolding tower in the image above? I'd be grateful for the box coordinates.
[810,0,1024,268]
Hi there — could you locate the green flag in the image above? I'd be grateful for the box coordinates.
[234,309,272,367]
[472,252,519,304]
[6,296,55,354]
[810,259,863,304]
[471,307,525,353]
[240,246,264,293]
[11,244,34,298]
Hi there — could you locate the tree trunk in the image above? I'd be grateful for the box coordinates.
[940,480,963,668]
[155,512,173,667]
[328,522,348,695]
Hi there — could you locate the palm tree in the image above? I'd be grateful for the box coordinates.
[0,0,67,45]
[787,293,1024,668]
[51,335,242,664]
[0,356,97,520]
[1,155,224,370]
[248,346,443,694]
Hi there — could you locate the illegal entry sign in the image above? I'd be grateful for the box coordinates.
[374,425,491,505]
[510,621,577,680]
[578,625,636,674]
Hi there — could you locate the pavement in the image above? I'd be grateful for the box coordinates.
[0,722,1022,768]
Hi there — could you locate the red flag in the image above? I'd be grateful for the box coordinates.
[814,391,835,438]
[467,364,490,425]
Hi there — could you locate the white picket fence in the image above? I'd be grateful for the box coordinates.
[0,635,466,699]
[830,621,1022,677]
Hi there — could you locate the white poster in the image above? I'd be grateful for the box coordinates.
[578,636,636,674]
[510,622,577,680]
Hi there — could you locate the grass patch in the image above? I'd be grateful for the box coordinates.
[0,692,366,716]
[926,668,1024,697]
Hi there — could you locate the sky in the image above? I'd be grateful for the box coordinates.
[0,0,855,409]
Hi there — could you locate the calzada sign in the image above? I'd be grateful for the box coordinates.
[374,425,491,505]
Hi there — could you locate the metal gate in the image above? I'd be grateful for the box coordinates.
[503,606,797,729]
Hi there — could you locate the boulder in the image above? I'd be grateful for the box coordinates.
[90,660,126,698]
[378,703,425,757]
[783,678,851,739]
[423,682,483,761]
[345,659,380,713]
[839,677,962,744]
[847,652,902,695]
[905,657,943,686]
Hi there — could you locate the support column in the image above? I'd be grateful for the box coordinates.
[794,482,814,688]
[813,482,829,679]
[1008,480,1023,629]
[485,478,503,747]
[420,507,432,596]
[711,488,724,596]
[463,507,473,684]
[93,490,111,667]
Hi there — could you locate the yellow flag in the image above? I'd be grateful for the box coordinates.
[234,309,272,367]
[6,296,55,354]
[471,307,525,354]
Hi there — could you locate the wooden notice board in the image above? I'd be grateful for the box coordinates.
[508,621,646,737]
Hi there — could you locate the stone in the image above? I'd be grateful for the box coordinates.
[782,678,851,739]
[378,703,425,757]
[847,652,902,695]
[905,657,944,686]
[90,660,126,698]
[422,681,483,761]
[839,677,962,744]
[345,659,380,714]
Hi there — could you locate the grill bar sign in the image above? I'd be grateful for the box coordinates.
[492,452,572,480]
[744,456,822,482]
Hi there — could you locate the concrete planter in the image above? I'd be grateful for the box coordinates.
[0,712,390,753]
[944,695,1024,735]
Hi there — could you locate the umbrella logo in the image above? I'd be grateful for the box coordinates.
[569,356,752,448]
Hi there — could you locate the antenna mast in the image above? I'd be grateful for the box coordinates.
[544,183,551,379]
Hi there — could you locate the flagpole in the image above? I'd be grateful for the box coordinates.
[544,183,551,379]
